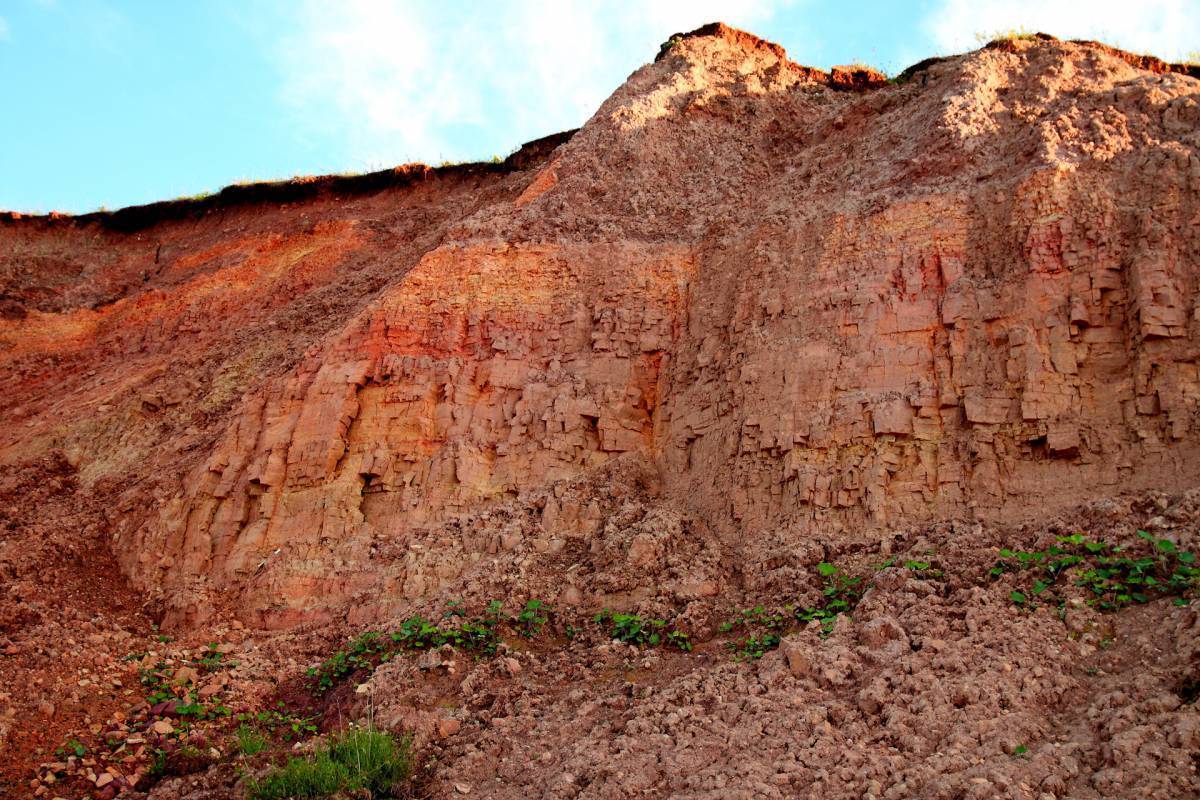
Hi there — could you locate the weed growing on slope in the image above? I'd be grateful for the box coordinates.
[138,661,232,726]
[197,642,234,672]
[237,704,320,741]
[723,562,868,659]
[593,610,693,651]
[309,600,548,693]
[56,738,87,758]
[310,598,697,694]
[235,724,269,756]
[513,599,549,638]
[994,531,1198,611]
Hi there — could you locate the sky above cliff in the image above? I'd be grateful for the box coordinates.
[2,0,1197,213]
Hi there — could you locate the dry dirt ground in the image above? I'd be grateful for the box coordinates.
[2,453,1198,799]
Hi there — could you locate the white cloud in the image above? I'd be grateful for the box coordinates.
[925,0,1200,61]
[271,0,796,169]
[0,16,10,41]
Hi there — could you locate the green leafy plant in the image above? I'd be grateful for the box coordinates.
[723,562,867,659]
[139,662,177,705]
[592,610,692,650]
[57,738,87,758]
[719,605,787,634]
[513,599,550,638]
[594,610,667,646]
[239,704,320,741]
[196,643,233,672]
[993,532,1198,612]
[308,600,550,694]
[665,630,693,652]
[248,728,411,800]
[902,559,944,579]
[146,747,169,781]
[733,632,781,661]
[813,562,865,616]
[137,661,231,728]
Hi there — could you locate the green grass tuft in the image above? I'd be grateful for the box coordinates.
[248,728,412,800]
[236,724,268,756]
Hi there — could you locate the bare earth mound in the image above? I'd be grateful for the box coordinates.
[1,23,1199,800]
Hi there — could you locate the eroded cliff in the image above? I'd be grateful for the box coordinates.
[11,25,1197,627]
[2,24,1200,800]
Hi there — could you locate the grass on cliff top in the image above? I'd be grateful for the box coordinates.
[248,727,411,800]
[975,26,1039,44]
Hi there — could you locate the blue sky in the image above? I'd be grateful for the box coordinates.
[2,0,1196,213]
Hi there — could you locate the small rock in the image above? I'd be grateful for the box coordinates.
[872,567,909,592]
[172,666,199,685]
[502,657,522,676]
[859,616,907,649]
[780,637,811,677]
[151,720,173,735]
[454,783,472,795]
[437,718,461,738]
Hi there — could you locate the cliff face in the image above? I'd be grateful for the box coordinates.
[3,27,1199,629]
[5,25,1200,800]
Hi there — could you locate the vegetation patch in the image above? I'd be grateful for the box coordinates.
[236,703,320,741]
[721,562,867,660]
[992,531,1198,611]
[236,724,269,756]
[308,600,552,693]
[247,728,412,800]
[593,610,692,651]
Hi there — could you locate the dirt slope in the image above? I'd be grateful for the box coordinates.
[1,23,1199,800]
